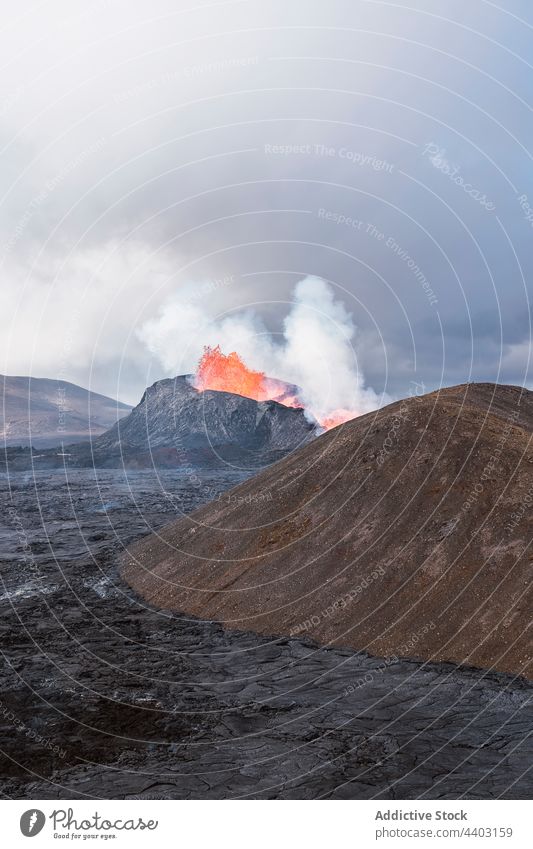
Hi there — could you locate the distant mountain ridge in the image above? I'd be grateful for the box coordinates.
[2,373,319,469]
[1,374,131,448]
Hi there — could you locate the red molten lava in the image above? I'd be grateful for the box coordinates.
[194,346,271,401]
[320,409,359,430]
[193,345,358,430]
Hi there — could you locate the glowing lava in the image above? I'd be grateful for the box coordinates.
[194,346,271,401]
[319,409,359,430]
[193,345,358,430]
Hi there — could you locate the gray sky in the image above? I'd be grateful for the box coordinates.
[0,0,532,406]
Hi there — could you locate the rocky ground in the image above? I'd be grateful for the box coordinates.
[0,467,531,799]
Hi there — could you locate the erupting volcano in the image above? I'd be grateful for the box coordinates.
[194,346,282,403]
[193,346,358,429]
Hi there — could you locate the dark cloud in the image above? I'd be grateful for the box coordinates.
[0,0,531,405]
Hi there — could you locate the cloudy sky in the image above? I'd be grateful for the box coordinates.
[1,0,532,407]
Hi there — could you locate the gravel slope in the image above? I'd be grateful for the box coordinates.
[122,383,533,678]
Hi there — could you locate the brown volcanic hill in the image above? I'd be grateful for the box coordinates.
[122,382,533,678]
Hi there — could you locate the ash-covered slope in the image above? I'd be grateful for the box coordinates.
[0,374,131,447]
[123,382,533,678]
[94,374,318,466]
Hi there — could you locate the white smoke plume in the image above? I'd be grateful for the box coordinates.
[137,276,388,423]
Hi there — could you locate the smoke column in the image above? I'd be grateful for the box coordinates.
[138,276,387,424]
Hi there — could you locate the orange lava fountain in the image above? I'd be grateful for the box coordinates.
[193,346,271,401]
[193,345,358,430]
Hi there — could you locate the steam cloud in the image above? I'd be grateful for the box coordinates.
[138,276,388,422]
